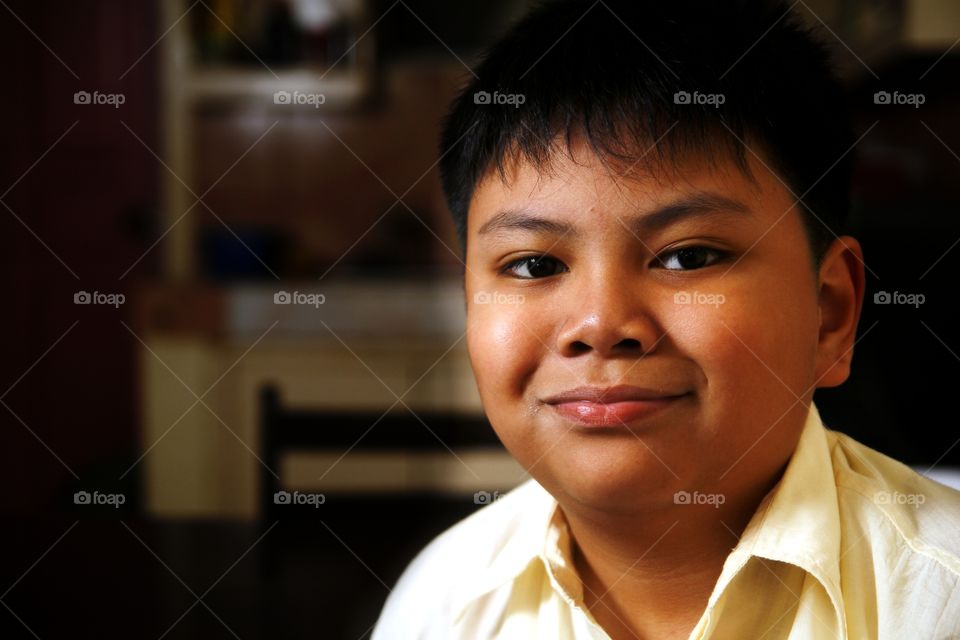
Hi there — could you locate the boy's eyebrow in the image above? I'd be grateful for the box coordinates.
[477,191,753,238]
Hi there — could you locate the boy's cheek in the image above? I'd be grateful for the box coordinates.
[659,292,754,366]
[467,306,542,396]
[680,305,815,449]
[664,290,806,407]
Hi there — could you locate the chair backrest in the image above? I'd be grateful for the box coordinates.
[258,383,504,520]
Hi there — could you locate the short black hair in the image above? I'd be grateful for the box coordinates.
[439,0,855,269]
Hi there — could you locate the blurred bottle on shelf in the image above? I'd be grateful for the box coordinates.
[191,0,362,71]
[262,0,303,65]
[194,0,242,63]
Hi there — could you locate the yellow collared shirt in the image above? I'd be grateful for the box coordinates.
[372,402,960,639]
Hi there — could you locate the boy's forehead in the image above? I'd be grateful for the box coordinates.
[469,141,769,228]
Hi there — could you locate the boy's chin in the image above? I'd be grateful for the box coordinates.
[535,450,687,515]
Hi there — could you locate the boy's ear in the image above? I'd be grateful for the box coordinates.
[815,235,866,388]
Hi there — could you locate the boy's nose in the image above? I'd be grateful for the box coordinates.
[555,287,660,358]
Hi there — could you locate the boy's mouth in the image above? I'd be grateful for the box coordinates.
[542,385,689,427]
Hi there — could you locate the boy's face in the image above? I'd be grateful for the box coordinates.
[464,138,856,513]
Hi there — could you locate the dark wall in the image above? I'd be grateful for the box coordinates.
[816,52,960,467]
[0,1,158,513]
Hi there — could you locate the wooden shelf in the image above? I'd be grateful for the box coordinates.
[160,0,378,280]
[186,67,372,106]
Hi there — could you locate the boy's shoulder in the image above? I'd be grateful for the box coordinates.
[372,479,554,636]
[827,427,960,570]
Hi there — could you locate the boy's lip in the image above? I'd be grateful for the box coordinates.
[542,384,687,404]
[542,385,689,427]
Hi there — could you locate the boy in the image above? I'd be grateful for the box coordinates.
[373,1,960,638]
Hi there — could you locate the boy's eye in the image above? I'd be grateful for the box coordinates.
[500,246,724,278]
[502,255,567,279]
[656,246,725,271]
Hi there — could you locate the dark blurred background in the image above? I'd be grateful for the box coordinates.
[1,0,959,638]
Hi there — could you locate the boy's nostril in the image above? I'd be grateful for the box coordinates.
[567,338,641,355]
[570,341,591,355]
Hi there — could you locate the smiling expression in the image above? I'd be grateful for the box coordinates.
[463,137,837,514]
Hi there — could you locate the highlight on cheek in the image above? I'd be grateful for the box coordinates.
[490,316,526,348]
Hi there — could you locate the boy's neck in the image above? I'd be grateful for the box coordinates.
[561,464,787,640]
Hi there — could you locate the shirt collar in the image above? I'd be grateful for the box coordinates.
[449,478,557,621]
[703,401,847,636]
[452,401,847,636]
